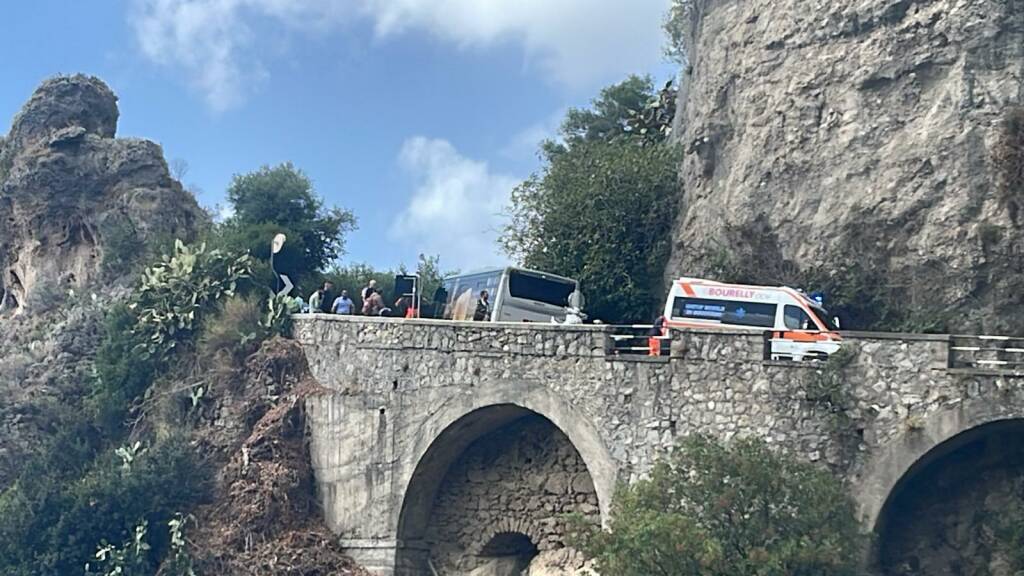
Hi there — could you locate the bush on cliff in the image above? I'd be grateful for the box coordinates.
[573,435,864,576]
[994,106,1024,225]
[0,435,206,576]
[0,234,292,575]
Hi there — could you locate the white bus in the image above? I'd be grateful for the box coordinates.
[664,277,842,360]
[439,267,581,323]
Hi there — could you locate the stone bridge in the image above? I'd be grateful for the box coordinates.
[294,316,1024,575]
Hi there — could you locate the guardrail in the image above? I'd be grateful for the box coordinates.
[608,325,670,356]
[949,335,1024,372]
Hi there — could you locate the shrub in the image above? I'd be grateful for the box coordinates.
[993,106,1024,224]
[89,305,162,435]
[101,217,146,278]
[574,435,864,576]
[0,435,207,576]
[131,240,253,358]
[198,295,267,372]
[996,486,1024,570]
[664,0,696,64]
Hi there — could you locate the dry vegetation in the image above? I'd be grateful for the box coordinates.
[994,106,1024,225]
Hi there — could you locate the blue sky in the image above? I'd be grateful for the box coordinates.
[1,0,676,272]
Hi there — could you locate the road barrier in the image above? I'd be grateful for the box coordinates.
[608,325,670,356]
[949,335,1024,372]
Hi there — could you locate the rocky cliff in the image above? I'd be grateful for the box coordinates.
[670,0,1024,333]
[0,74,202,315]
[0,75,202,483]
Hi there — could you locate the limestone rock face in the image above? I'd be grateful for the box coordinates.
[669,0,1024,333]
[0,74,202,314]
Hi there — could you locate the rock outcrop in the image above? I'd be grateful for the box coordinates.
[670,0,1024,333]
[0,74,202,315]
[0,75,202,484]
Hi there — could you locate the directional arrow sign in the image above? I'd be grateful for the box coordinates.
[277,274,294,298]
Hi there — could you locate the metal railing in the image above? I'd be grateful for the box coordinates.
[608,325,670,356]
[949,335,1024,372]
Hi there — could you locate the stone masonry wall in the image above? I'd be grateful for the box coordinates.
[295,315,1024,574]
[426,415,599,574]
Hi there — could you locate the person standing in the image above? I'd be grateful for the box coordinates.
[361,279,378,301]
[473,290,491,321]
[332,290,354,314]
[362,287,387,316]
[648,315,667,356]
[308,284,326,313]
[319,281,335,313]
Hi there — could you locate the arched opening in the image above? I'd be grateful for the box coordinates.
[473,532,539,575]
[877,419,1024,575]
[396,406,601,576]
[480,532,538,558]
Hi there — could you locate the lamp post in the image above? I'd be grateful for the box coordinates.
[270,233,286,293]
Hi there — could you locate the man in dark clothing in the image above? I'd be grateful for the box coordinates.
[648,315,667,356]
[473,290,491,321]
[319,281,335,313]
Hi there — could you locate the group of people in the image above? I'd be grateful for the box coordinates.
[301,279,418,318]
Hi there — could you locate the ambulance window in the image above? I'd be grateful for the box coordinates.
[673,298,776,328]
[784,306,815,330]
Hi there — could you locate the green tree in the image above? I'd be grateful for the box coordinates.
[548,75,675,155]
[503,141,679,323]
[219,163,356,287]
[574,436,864,576]
[503,75,680,323]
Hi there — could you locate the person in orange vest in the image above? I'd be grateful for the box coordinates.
[394,295,418,318]
[648,315,667,356]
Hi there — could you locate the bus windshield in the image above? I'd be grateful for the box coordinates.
[507,270,576,307]
[442,270,503,321]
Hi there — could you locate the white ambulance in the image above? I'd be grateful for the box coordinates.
[663,277,842,361]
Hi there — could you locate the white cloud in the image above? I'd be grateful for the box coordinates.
[129,0,671,110]
[500,108,566,161]
[390,137,518,271]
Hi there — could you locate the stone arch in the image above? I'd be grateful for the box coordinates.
[477,531,540,558]
[393,382,616,572]
[852,402,1024,532]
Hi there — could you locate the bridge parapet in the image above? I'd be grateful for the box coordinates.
[293,315,1024,575]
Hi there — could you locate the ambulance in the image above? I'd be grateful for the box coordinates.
[663,277,842,361]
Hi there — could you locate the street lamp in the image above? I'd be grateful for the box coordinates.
[270,233,286,293]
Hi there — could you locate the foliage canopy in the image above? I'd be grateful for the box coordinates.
[574,435,864,576]
[219,163,356,288]
[0,435,205,576]
[503,142,679,323]
[502,75,680,323]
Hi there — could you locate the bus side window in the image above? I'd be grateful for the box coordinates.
[784,305,813,330]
